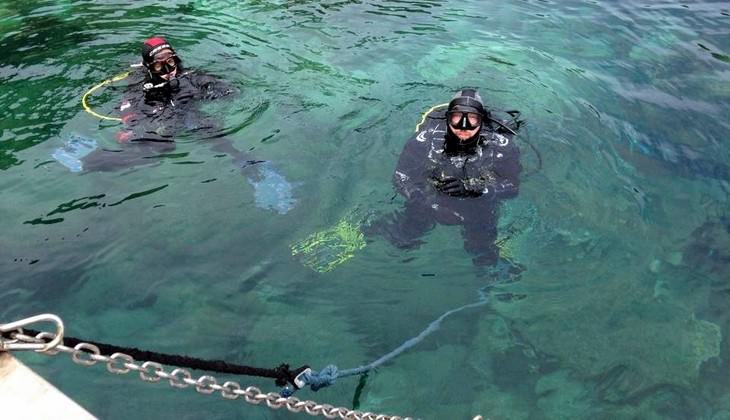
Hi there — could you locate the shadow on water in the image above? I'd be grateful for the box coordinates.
[23,186,169,225]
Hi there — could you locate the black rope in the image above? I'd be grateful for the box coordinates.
[491,109,543,177]
[14,329,308,388]
[351,372,369,410]
[523,135,543,175]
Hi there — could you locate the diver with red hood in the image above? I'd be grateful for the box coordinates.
[367,89,522,268]
[112,36,236,144]
[61,37,296,214]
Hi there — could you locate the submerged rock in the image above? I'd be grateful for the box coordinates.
[494,256,722,405]
[683,217,730,278]
[536,370,594,419]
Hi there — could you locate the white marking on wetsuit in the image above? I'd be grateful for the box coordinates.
[450,155,466,168]
[431,122,446,135]
[428,140,442,162]
[395,171,409,183]
[416,131,428,142]
[493,133,509,146]
[120,102,131,111]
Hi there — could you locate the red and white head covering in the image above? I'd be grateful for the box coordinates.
[141,37,176,67]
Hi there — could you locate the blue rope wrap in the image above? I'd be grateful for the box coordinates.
[280,364,339,396]
[303,364,339,391]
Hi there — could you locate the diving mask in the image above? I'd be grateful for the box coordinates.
[447,111,482,130]
[150,55,177,75]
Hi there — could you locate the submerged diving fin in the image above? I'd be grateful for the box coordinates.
[247,161,298,215]
[52,134,98,173]
[291,213,366,273]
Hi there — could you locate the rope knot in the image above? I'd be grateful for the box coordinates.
[302,365,339,391]
[273,363,310,388]
[279,364,339,397]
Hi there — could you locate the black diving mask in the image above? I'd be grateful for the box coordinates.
[447,110,482,130]
[150,55,178,75]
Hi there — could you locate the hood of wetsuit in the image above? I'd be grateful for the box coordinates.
[448,89,486,115]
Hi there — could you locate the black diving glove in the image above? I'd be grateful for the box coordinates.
[437,176,490,197]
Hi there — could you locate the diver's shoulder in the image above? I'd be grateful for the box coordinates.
[426,108,447,119]
[483,130,518,150]
[184,70,220,82]
[413,119,447,144]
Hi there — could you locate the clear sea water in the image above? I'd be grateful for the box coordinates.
[2,1,730,419]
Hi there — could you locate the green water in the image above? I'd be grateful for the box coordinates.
[2,0,730,418]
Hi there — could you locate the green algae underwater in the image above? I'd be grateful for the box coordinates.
[2,0,730,419]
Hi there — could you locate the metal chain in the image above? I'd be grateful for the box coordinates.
[3,328,414,420]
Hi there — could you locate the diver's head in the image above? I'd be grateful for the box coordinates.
[141,37,180,83]
[446,89,487,142]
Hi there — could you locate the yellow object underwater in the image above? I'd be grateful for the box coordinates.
[291,203,535,272]
[81,71,131,122]
[291,217,366,273]
[495,201,538,266]
[495,235,517,265]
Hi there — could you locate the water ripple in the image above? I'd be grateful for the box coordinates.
[2,2,730,418]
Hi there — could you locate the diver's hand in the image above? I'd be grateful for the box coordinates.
[438,176,492,197]
[438,176,468,196]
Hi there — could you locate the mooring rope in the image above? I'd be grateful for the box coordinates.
[1,327,308,389]
[0,274,512,399]
[282,285,494,396]
[0,314,489,419]
[0,322,416,419]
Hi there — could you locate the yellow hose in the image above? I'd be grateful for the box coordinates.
[414,102,448,132]
[81,71,131,122]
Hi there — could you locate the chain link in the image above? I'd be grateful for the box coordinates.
[2,327,418,420]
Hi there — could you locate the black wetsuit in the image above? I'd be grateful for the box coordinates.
[370,110,522,266]
[83,69,238,171]
[118,70,234,142]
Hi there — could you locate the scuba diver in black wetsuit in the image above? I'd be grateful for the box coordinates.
[81,37,241,169]
[74,37,296,213]
[114,37,232,143]
[367,89,522,267]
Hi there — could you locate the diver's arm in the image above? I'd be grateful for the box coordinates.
[489,141,522,199]
[191,72,236,100]
[115,93,141,143]
[393,134,434,202]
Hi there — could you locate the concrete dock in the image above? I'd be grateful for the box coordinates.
[0,352,96,419]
